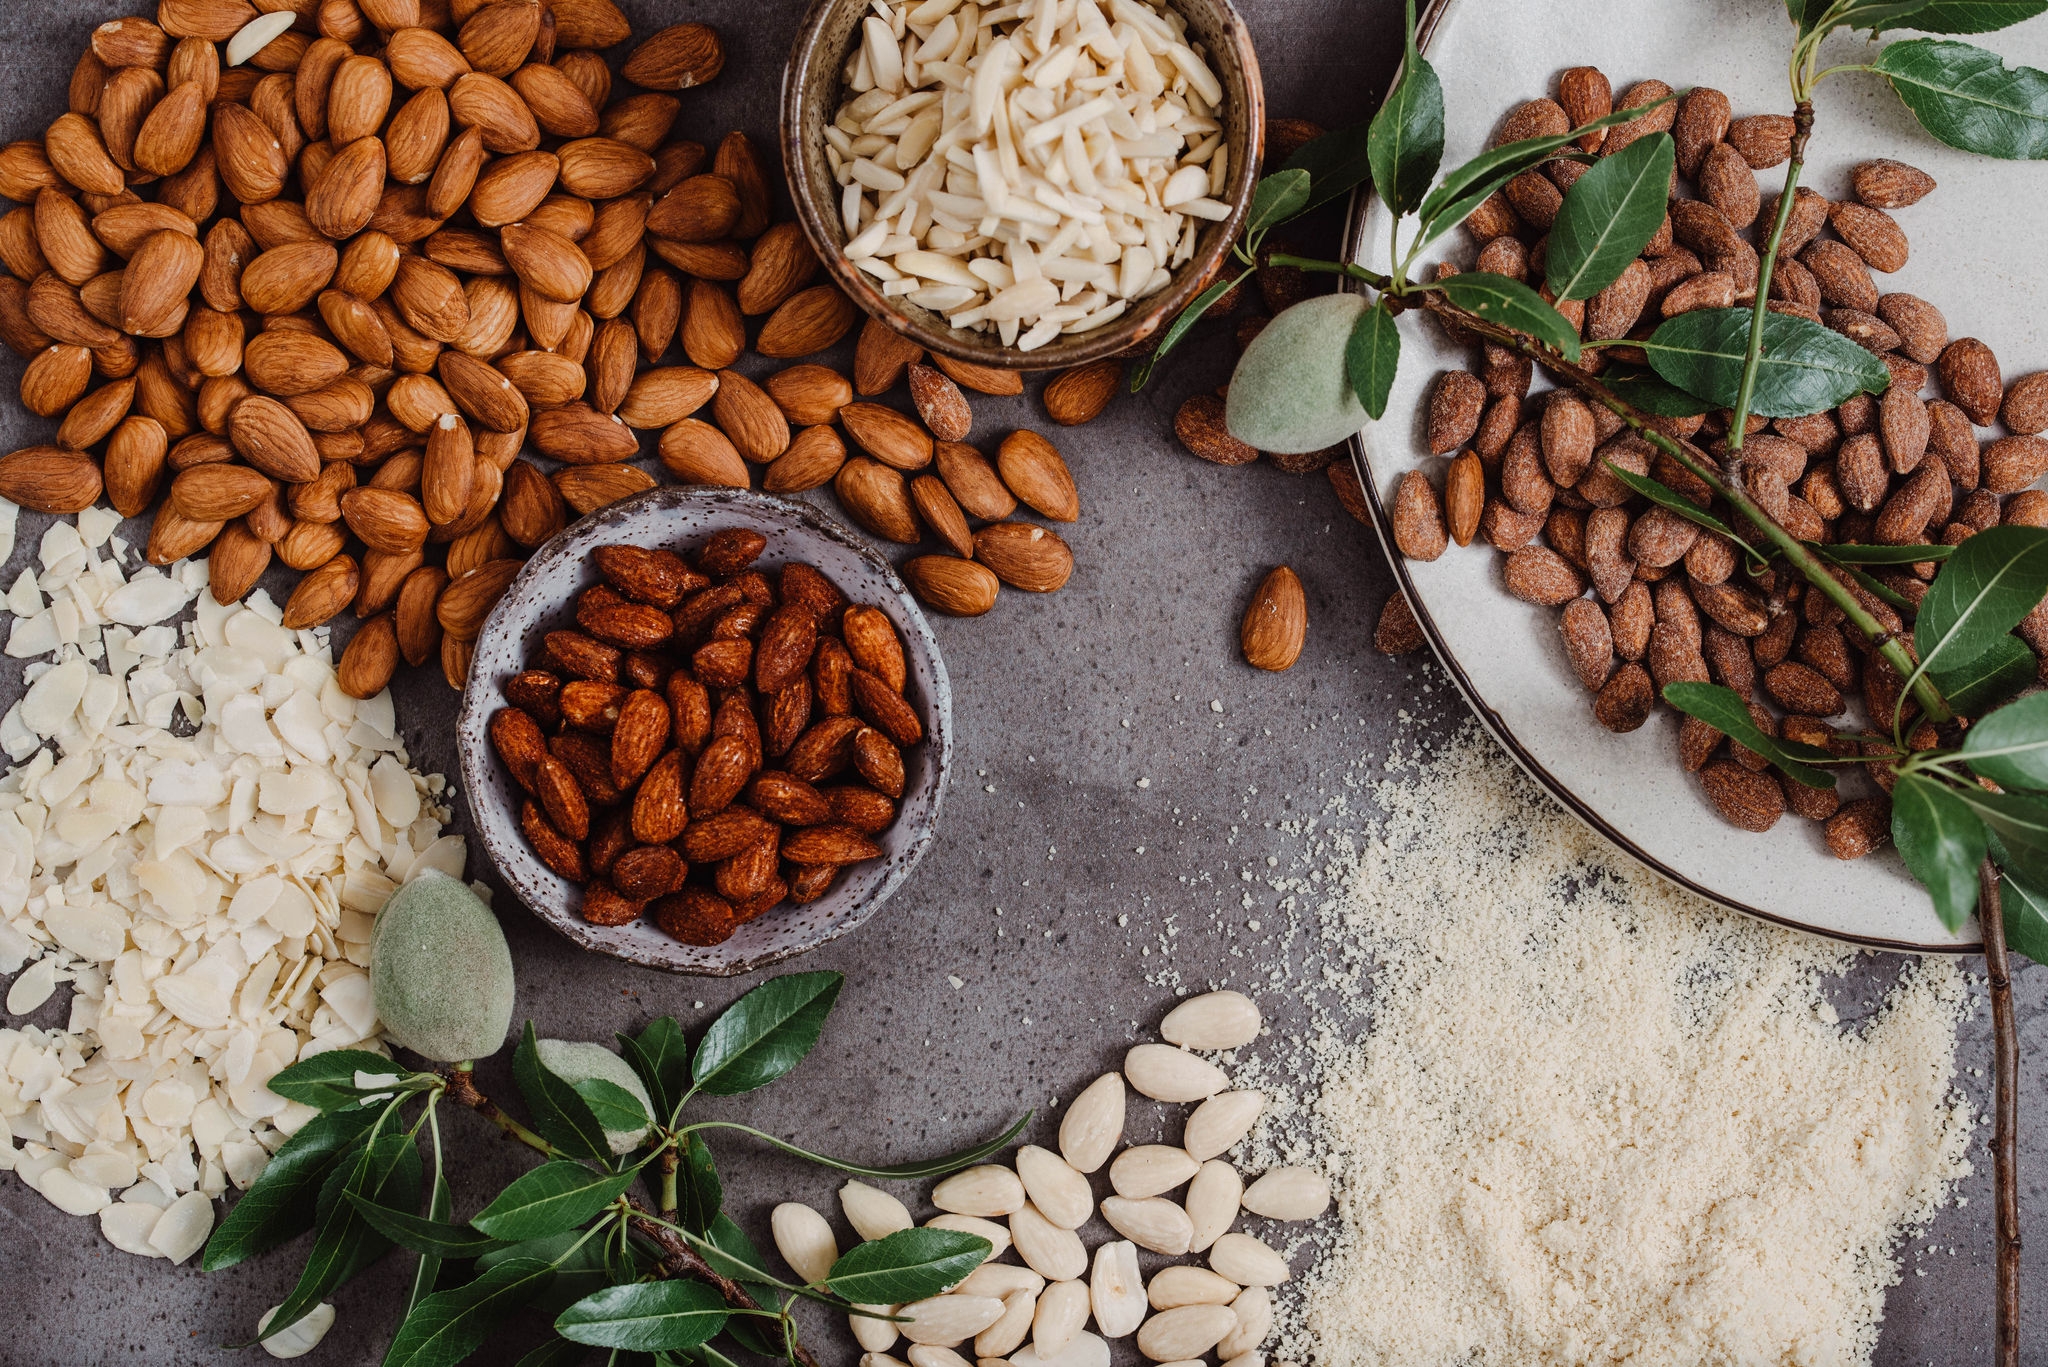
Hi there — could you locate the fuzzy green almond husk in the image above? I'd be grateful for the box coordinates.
[536,1039,657,1153]
[370,871,517,1063]
[1225,293,1373,454]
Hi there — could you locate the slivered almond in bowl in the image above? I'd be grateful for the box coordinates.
[784,0,1265,367]
[456,486,952,976]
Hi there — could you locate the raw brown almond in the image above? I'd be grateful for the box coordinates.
[1176,393,1258,465]
[757,284,858,358]
[438,559,524,640]
[973,521,1074,593]
[620,365,719,429]
[852,314,923,395]
[104,416,167,516]
[764,364,851,427]
[935,442,1017,520]
[714,130,772,239]
[712,370,792,462]
[931,352,1025,396]
[908,364,972,442]
[336,614,401,701]
[901,554,995,617]
[1391,470,1447,561]
[1445,451,1484,547]
[341,487,431,553]
[659,418,750,487]
[24,345,97,420]
[556,464,658,514]
[737,221,817,315]
[1241,566,1307,671]
[395,564,449,667]
[172,463,273,521]
[840,401,934,471]
[997,430,1079,522]
[499,459,567,547]
[765,425,848,494]
[911,474,974,558]
[834,456,922,543]
[280,552,360,629]
[121,230,205,335]
[681,278,745,370]
[1042,360,1122,426]
[532,404,640,464]
[647,173,740,242]
[623,23,725,90]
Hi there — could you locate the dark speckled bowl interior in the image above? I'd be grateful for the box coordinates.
[456,488,953,977]
[781,0,1265,370]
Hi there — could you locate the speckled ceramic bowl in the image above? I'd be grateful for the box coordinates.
[456,487,953,976]
[780,0,1265,369]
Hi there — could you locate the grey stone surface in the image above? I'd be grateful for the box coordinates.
[0,1,2040,1364]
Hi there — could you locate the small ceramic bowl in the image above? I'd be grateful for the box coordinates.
[780,0,1265,370]
[456,487,954,977]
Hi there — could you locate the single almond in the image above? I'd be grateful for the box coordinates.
[911,474,975,559]
[341,486,431,554]
[281,552,360,628]
[1241,566,1307,671]
[681,278,745,369]
[514,65,604,140]
[658,418,749,487]
[908,363,972,443]
[757,284,858,359]
[840,401,933,471]
[555,463,657,514]
[1042,360,1122,426]
[935,441,1016,521]
[834,457,922,543]
[738,221,818,315]
[997,431,1079,522]
[0,445,103,512]
[932,352,1025,396]
[764,425,847,494]
[711,369,791,462]
[973,521,1074,593]
[764,364,851,427]
[854,316,924,395]
[623,23,725,90]
[647,173,740,242]
[1445,451,1484,547]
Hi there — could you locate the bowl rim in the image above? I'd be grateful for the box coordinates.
[455,485,956,977]
[779,0,1266,371]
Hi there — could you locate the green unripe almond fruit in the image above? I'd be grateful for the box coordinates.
[370,871,516,1064]
[535,1039,657,1153]
[1225,292,1373,455]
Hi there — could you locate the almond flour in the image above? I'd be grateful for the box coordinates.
[1248,725,1975,1366]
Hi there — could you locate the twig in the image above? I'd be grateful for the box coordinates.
[1980,861,2021,1367]
[444,1065,559,1158]
[1725,98,1813,457]
[625,1195,824,1367]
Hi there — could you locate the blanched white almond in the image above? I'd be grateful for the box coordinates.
[1218,1286,1272,1358]
[1011,1330,1111,1367]
[861,1356,909,1367]
[842,1179,914,1241]
[1124,1045,1228,1103]
[958,1262,1043,1301]
[932,1164,1027,1218]
[1146,1265,1240,1310]
[901,1294,1006,1346]
[1010,1201,1088,1281]
[1242,1166,1331,1221]
[1059,1071,1125,1173]
[1135,1304,1238,1362]
[975,1289,1037,1358]
[1224,1354,1267,1367]
[909,1348,974,1367]
[1033,1280,1091,1356]
[928,1213,1013,1261]
[1090,1239,1147,1338]
[1100,1195,1194,1255]
[1184,1090,1265,1161]
[1110,1145,1200,1199]
[1016,1145,1093,1229]
[1186,1159,1243,1254]
[1210,1232,1289,1286]
[853,1306,902,1351]
[772,1201,839,1284]
[1160,991,1262,1050]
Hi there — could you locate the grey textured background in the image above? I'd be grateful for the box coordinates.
[0,1,2042,1364]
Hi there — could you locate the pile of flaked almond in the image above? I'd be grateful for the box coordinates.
[488,526,922,945]
[1376,70,2048,852]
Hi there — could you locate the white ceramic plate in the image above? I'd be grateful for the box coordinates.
[1349,0,2048,951]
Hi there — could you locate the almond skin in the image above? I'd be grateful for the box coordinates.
[834,457,921,543]
[840,402,933,471]
[1042,360,1123,426]
[1242,566,1307,672]
[904,554,1000,617]
[997,430,1079,522]
[973,521,1074,592]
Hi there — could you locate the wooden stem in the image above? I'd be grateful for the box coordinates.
[1980,861,2021,1367]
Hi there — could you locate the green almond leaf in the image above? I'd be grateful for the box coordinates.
[1661,682,1837,788]
[1129,269,1245,392]
[826,1229,993,1305]
[1929,634,2036,714]
[1842,0,1944,31]
[265,1050,415,1111]
[1999,869,2048,965]
[514,1024,612,1163]
[472,1161,636,1242]
[1366,0,1445,218]
[1642,309,1891,417]
[381,1257,556,1367]
[619,1017,689,1127]
[1875,39,2048,158]
[1888,1,2048,33]
[556,1281,730,1352]
[480,1229,612,1317]
[1245,168,1312,239]
[1345,300,1401,421]
[345,1192,507,1260]
[1913,525,2048,677]
[684,1110,1033,1181]
[1814,541,1955,565]
[1281,121,1374,216]
[1418,100,1666,246]
[513,1336,592,1367]
[203,1106,379,1271]
[1547,133,1677,302]
[1963,689,2048,788]
[408,1113,453,1317]
[1892,772,1991,930]
[677,1132,722,1238]
[691,971,843,1096]
[572,1077,648,1138]
[1601,368,1716,417]
[1435,271,1580,360]
[257,1131,422,1346]
[1950,786,2048,887]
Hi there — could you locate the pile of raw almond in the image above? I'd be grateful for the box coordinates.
[488,527,922,944]
[770,991,1324,1366]
[1382,69,2048,851]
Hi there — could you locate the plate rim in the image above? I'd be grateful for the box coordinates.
[1339,0,1979,955]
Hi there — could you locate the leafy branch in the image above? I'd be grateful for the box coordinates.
[201,973,1021,1366]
